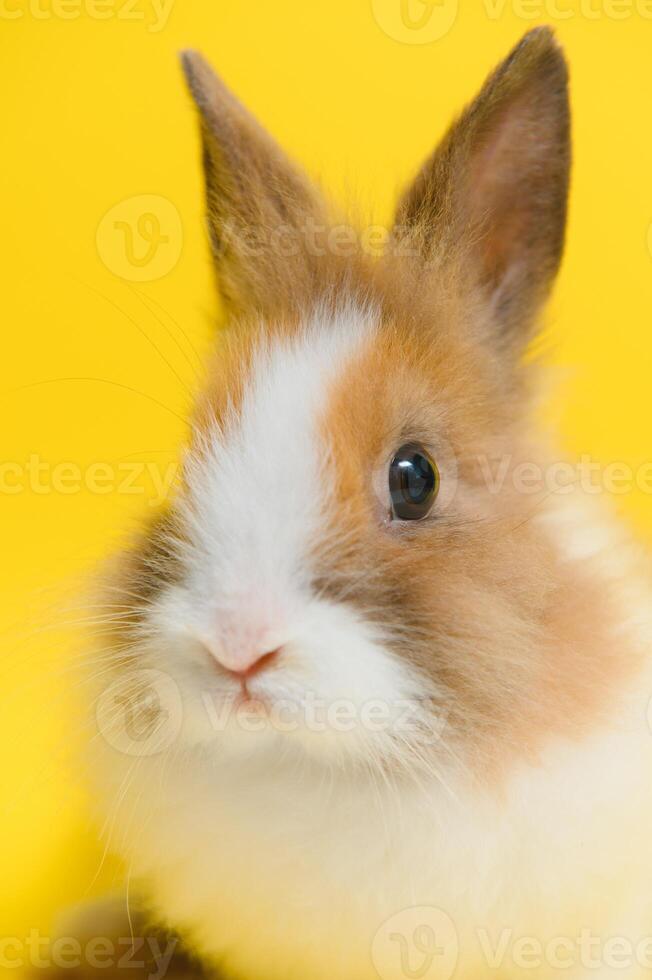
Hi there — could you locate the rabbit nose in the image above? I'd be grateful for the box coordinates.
[199,606,287,677]
[204,630,283,677]
[223,647,280,680]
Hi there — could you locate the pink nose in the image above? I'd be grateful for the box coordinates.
[223,648,280,680]
[205,637,281,679]
[201,613,285,678]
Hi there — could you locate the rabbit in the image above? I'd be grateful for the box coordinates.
[84,26,652,980]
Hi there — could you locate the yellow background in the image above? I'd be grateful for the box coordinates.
[2,0,652,961]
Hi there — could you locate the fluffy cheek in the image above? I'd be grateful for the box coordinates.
[132,595,438,764]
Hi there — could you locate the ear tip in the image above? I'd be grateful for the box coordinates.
[520,24,557,43]
[179,49,209,95]
[179,48,229,112]
[509,26,569,80]
[491,27,569,108]
[515,25,560,52]
[179,48,202,76]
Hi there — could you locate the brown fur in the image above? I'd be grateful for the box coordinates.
[181,51,371,322]
[391,27,570,344]
[319,317,639,778]
[111,29,639,788]
[30,904,214,980]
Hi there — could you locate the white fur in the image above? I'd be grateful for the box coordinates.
[92,307,652,980]
[103,302,436,761]
[97,648,652,980]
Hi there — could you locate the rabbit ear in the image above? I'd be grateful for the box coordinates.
[391,28,570,345]
[181,51,328,318]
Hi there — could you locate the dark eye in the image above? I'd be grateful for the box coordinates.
[388,444,439,521]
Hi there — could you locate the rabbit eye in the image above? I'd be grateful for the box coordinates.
[388,444,439,521]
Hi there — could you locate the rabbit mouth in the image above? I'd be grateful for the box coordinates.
[233,688,270,712]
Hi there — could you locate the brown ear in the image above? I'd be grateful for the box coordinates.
[181,51,328,318]
[392,28,570,344]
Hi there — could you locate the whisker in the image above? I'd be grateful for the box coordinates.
[74,277,195,399]
[8,378,187,425]
[128,286,204,376]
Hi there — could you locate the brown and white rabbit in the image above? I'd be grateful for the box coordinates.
[87,27,652,980]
